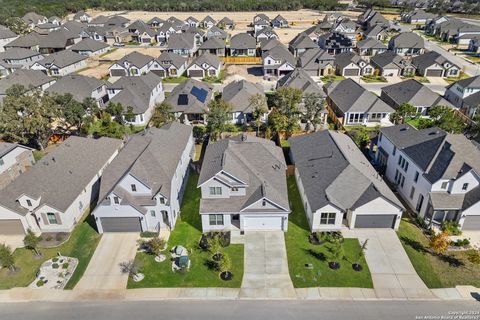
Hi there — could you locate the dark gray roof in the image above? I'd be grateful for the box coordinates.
[370,50,405,69]
[334,51,365,68]
[198,134,290,214]
[222,80,264,113]
[356,37,387,49]
[156,51,187,69]
[0,48,42,62]
[289,32,317,50]
[289,130,403,212]
[39,29,79,49]
[0,69,54,95]
[0,26,17,39]
[167,33,195,50]
[5,33,41,48]
[452,75,480,89]
[389,32,424,49]
[70,38,109,52]
[412,51,457,70]
[297,48,335,70]
[276,68,325,96]
[262,44,295,66]
[35,50,86,68]
[199,37,225,50]
[326,78,394,115]
[46,74,105,102]
[0,136,122,215]
[364,24,388,38]
[97,122,192,205]
[107,73,162,114]
[165,79,213,114]
[318,32,353,50]
[116,51,153,68]
[188,53,221,70]
[230,33,256,50]
[0,142,31,158]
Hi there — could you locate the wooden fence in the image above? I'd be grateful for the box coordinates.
[221,56,262,65]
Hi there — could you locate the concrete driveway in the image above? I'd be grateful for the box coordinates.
[0,234,24,250]
[240,232,295,299]
[344,229,434,299]
[75,233,139,291]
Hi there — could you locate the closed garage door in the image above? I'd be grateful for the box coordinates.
[188,70,204,78]
[0,219,25,235]
[344,69,360,76]
[243,216,284,231]
[100,217,142,232]
[151,69,165,77]
[462,216,480,231]
[425,69,443,77]
[354,215,396,228]
[110,69,127,77]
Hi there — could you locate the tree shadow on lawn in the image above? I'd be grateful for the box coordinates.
[438,253,464,268]
[304,249,326,262]
[399,235,429,254]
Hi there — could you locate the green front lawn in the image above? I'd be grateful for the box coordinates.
[320,75,345,84]
[284,177,373,288]
[361,75,388,83]
[128,172,244,288]
[397,218,480,288]
[162,76,188,83]
[0,213,101,289]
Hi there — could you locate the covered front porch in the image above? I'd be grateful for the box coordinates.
[424,193,464,228]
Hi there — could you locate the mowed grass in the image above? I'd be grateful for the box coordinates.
[0,214,101,290]
[128,171,244,288]
[284,177,373,288]
[397,218,480,288]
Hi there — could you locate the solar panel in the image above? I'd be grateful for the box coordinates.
[178,94,188,105]
[190,86,208,103]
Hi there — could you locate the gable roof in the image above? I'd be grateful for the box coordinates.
[262,44,295,66]
[116,51,153,68]
[230,33,256,50]
[389,32,424,49]
[451,75,480,89]
[289,32,317,50]
[334,51,366,68]
[297,48,335,70]
[277,68,325,96]
[412,51,458,70]
[167,33,195,50]
[370,50,409,69]
[222,80,264,113]
[356,37,387,49]
[46,74,105,102]
[199,37,225,50]
[156,51,187,69]
[0,69,54,96]
[165,79,213,114]
[0,26,17,39]
[70,37,109,52]
[189,53,221,70]
[35,50,86,68]
[289,130,403,212]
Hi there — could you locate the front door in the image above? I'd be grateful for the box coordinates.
[416,194,424,212]
[161,210,169,227]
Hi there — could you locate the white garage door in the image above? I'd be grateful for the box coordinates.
[243,216,283,231]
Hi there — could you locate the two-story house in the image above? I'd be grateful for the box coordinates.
[30,50,88,76]
[262,43,296,77]
[92,123,194,233]
[198,134,290,232]
[375,124,480,230]
[444,75,480,118]
[46,74,108,107]
[109,51,154,77]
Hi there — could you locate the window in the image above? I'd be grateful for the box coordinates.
[47,212,58,224]
[150,210,156,217]
[79,201,83,210]
[113,196,119,204]
[262,200,267,207]
[441,181,448,189]
[209,214,224,226]
[320,212,336,225]
[231,187,238,192]
[170,69,177,76]
[410,186,415,199]
[159,197,165,204]
[209,187,222,195]
[392,146,396,156]
[131,184,137,192]
[0,158,3,166]
[398,155,409,172]
[462,183,469,191]
[414,171,419,183]
[26,199,32,206]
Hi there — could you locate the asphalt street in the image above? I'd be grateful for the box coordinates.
[1,300,479,320]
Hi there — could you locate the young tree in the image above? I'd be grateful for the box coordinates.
[271,87,302,137]
[0,85,60,149]
[89,112,127,139]
[429,230,450,255]
[147,237,166,256]
[249,94,268,136]
[390,103,416,125]
[354,239,368,270]
[206,99,232,141]
[0,243,16,271]
[120,259,141,278]
[23,229,41,256]
[303,93,325,132]
[219,253,232,278]
[328,242,344,269]
[4,17,29,35]
[53,93,94,134]
[428,106,466,133]
[208,235,223,261]
[151,102,175,128]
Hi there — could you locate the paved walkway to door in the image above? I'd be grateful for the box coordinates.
[240,232,296,299]
[343,229,435,299]
[75,233,139,291]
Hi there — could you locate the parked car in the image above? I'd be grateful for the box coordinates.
[113,42,125,47]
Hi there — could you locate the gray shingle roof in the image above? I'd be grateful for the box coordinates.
[70,38,109,52]
[199,37,225,50]
[289,130,403,212]
[46,74,105,102]
[35,50,86,68]
[5,32,41,48]
[156,51,187,69]
[356,37,387,49]
[0,136,122,215]
[165,79,213,114]
[198,134,290,214]
[0,69,54,95]
[370,50,405,69]
[116,51,153,69]
[230,33,256,50]
[222,80,264,113]
[276,68,325,96]
[188,52,221,70]
[0,26,17,39]
[0,142,31,158]
[0,48,42,62]
[389,32,424,49]
[334,51,365,68]
[262,44,295,66]
[297,48,335,70]
[167,33,195,50]
[412,51,457,70]
[452,75,480,89]
[289,32,317,50]
[39,29,79,49]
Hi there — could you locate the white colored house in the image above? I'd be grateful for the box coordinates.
[30,50,87,76]
[0,143,34,190]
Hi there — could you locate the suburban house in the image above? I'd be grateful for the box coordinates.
[150,51,187,78]
[318,32,353,55]
[254,19,270,36]
[34,23,62,35]
[182,26,205,47]
[381,79,454,115]
[289,130,404,230]
[229,33,257,57]
[30,50,88,76]
[288,33,317,57]
[217,17,235,30]
[271,15,288,28]
[370,50,416,77]
[109,51,154,77]
[388,32,425,56]
[92,123,194,233]
[355,38,387,56]
[325,78,394,126]
[186,53,222,79]
[401,9,436,25]
[0,136,122,235]
[262,43,296,77]
[363,24,389,41]
[0,143,34,190]
[185,16,199,28]
[147,17,165,29]
[22,12,48,28]
[411,51,461,78]
[0,69,55,98]
[297,48,335,77]
[197,37,226,57]
[222,80,267,124]
[167,33,197,57]
[375,124,480,230]
[0,48,44,70]
[256,27,279,42]
[107,72,164,126]
[303,23,332,42]
[70,38,110,56]
[334,51,374,77]
[73,11,92,23]
[156,22,178,43]
[4,33,41,51]
[200,16,217,29]
[253,14,270,24]
[444,75,480,118]
[0,27,18,52]
[331,19,358,44]
[205,26,228,41]
[127,20,157,44]
[38,29,81,54]
[46,74,108,107]
[166,79,214,124]
[198,134,291,232]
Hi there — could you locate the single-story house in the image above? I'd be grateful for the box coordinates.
[109,51,154,77]
[297,48,335,77]
[46,74,108,107]
[229,33,256,57]
[222,80,267,124]
[30,50,87,76]
[186,53,222,79]
[70,38,110,56]
[150,51,187,78]
[334,52,374,77]
[370,51,416,77]
[411,51,461,78]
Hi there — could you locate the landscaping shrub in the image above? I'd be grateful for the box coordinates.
[52,263,59,269]
[442,221,462,236]
[62,263,69,269]
[36,279,45,287]
[199,232,231,250]
[450,239,470,247]
[416,216,429,229]
[52,257,59,262]
[45,235,53,241]
[55,233,64,242]
[140,231,158,238]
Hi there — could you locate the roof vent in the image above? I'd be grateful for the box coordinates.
[400,127,409,131]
